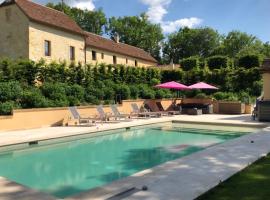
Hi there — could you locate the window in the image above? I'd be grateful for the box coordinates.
[126,58,128,64]
[70,46,75,61]
[135,60,138,67]
[101,53,104,59]
[113,56,117,65]
[44,40,51,56]
[92,51,97,60]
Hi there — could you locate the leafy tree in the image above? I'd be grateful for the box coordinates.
[222,31,263,57]
[47,3,107,35]
[163,27,221,63]
[106,14,164,61]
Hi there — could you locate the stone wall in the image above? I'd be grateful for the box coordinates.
[0,4,29,59]
[0,99,176,131]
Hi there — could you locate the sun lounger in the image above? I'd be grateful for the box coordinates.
[96,105,124,122]
[110,104,133,121]
[68,107,94,125]
[156,102,181,115]
[145,103,172,116]
[131,103,161,118]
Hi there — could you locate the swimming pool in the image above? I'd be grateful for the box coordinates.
[0,123,249,198]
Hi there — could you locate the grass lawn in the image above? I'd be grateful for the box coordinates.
[196,154,270,200]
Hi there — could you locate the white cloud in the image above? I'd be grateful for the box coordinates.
[67,0,95,10]
[140,0,202,33]
[162,17,202,33]
[140,0,171,23]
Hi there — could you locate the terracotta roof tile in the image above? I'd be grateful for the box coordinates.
[1,0,85,36]
[85,32,157,63]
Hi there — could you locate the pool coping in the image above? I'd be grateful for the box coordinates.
[0,115,269,200]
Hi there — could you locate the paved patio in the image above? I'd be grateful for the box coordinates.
[0,114,269,200]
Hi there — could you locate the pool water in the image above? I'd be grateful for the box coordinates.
[0,124,245,198]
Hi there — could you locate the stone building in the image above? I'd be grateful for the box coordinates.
[0,0,157,67]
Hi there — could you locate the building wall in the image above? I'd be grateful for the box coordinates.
[0,4,29,59]
[29,22,85,63]
[86,47,156,67]
[263,73,270,100]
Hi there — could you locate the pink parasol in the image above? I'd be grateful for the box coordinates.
[155,81,190,90]
[188,82,218,90]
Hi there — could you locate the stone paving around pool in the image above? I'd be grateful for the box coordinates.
[0,114,269,200]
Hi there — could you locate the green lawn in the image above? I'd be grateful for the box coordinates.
[196,155,270,200]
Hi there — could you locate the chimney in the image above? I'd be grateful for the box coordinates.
[113,33,120,43]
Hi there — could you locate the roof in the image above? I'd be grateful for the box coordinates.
[261,58,270,73]
[85,32,157,63]
[0,0,85,36]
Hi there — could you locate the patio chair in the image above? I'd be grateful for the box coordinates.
[96,105,121,122]
[131,103,161,118]
[144,103,171,116]
[156,102,181,115]
[110,104,133,121]
[68,107,94,125]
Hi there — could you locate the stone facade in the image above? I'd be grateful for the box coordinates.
[0,4,29,59]
[0,1,157,67]
[29,22,85,63]
[86,47,155,67]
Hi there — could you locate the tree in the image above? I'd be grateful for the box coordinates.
[222,31,263,58]
[47,3,107,35]
[163,27,221,63]
[106,13,164,61]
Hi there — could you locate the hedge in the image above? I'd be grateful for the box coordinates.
[238,54,260,69]
[207,55,230,70]
[0,58,262,115]
[180,56,200,71]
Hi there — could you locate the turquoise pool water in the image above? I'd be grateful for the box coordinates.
[0,124,245,198]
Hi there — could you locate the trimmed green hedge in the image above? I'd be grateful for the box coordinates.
[0,58,262,115]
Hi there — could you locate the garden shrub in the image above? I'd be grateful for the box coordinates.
[138,84,155,99]
[114,84,131,100]
[41,82,69,107]
[180,56,199,71]
[129,85,140,99]
[155,89,172,99]
[238,54,260,69]
[21,88,48,108]
[194,93,208,99]
[213,92,238,101]
[85,85,104,102]
[207,55,230,70]
[0,81,23,102]
[65,84,85,106]
[0,101,14,115]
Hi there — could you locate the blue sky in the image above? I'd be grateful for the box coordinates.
[33,0,270,42]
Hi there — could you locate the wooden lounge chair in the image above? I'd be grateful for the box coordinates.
[110,104,133,121]
[68,106,94,125]
[156,102,181,115]
[145,103,172,116]
[131,103,161,118]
